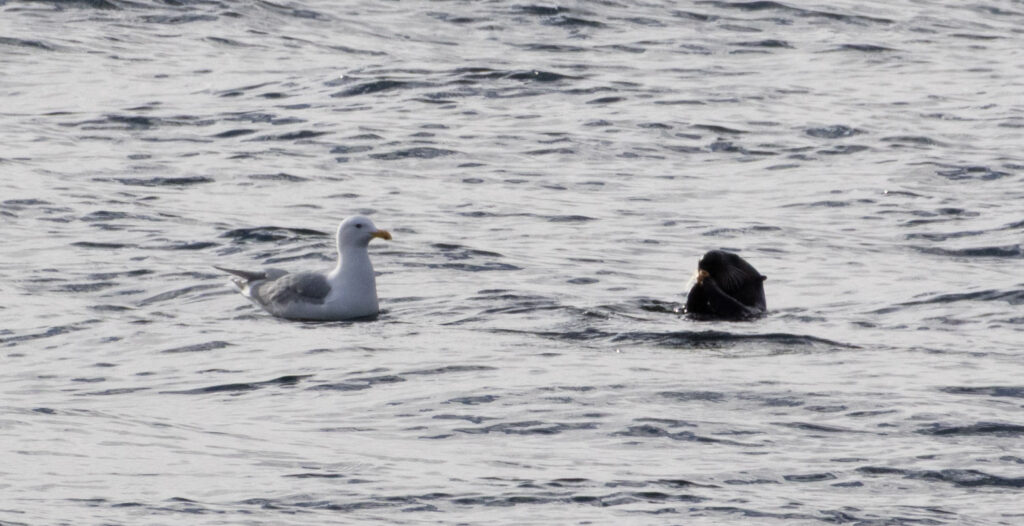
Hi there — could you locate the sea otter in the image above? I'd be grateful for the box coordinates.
[685,250,766,320]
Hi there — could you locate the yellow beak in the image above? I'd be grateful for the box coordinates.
[696,269,710,284]
[371,229,392,241]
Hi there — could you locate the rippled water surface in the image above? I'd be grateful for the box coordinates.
[2,0,1023,523]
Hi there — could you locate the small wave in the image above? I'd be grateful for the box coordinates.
[433,243,505,259]
[804,125,862,138]
[263,251,333,265]
[832,43,895,53]
[503,70,576,82]
[882,135,943,147]
[66,114,185,130]
[733,39,792,49]
[639,299,684,314]
[907,229,992,242]
[940,385,1024,398]
[445,394,499,405]
[283,472,349,479]
[546,214,596,222]
[917,422,1024,437]
[138,284,222,306]
[916,245,1022,258]
[512,6,604,28]
[223,111,301,125]
[220,226,327,242]
[242,484,705,513]
[307,375,405,392]
[702,225,782,237]
[204,37,252,48]
[614,424,754,446]
[658,391,725,403]
[934,165,1011,181]
[587,96,625,104]
[331,80,428,97]
[419,244,521,271]
[695,124,746,135]
[369,147,457,160]
[449,490,702,507]
[71,241,136,249]
[951,33,1002,41]
[89,304,132,312]
[602,43,647,53]
[0,37,56,51]
[525,147,576,155]
[782,472,836,482]
[545,15,604,28]
[899,289,1024,307]
[609,330,856,349]
[112,176,214,187]
[0,322,93,346]
[708,140,749,153]
[211,129,256,138]
[164,374,312,395]
[403,365,497,376]
[80,210,155,222]
[514,5,570,16]
[454,420,598,436]
[55,282,118,293]
[818,145,869,155]
[251,130,329,141]
[83,387,150,396]
[491,326,855,350]
[255,0,328,21]
[86,270,151,281]
[1,198,52,208]
[248,172,308,182]
[141,14,217,24]
[697,1,892,24]
[857,466,1024,488]
[433,414,491,425]
[774,422,856,433]
[24,0,118,9]
[160,341,232,354]
[783,201,854,210]
[425,262,522,272]
[151,241,218,252]
[517,43,587,53]
[429,12,482,25]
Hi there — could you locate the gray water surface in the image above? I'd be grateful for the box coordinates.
[2,0,1023,524]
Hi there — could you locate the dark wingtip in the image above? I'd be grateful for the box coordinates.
[213,265,266,282]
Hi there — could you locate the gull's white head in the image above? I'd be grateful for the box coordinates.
[337,215,392,249]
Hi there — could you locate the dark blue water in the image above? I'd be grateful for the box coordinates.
[2,0,1023,523]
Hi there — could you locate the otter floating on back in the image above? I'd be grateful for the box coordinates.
[685,250,766,320]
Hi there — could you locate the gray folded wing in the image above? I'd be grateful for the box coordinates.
[250,271,332,307]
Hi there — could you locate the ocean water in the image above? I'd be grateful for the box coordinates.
[2,0,1023,523]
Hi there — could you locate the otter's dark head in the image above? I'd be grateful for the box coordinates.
[695,250,765,290]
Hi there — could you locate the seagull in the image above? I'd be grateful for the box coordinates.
[215,215,391,321]
[685,250,766,320]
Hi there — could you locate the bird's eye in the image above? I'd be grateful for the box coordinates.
[355,224,362,229]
